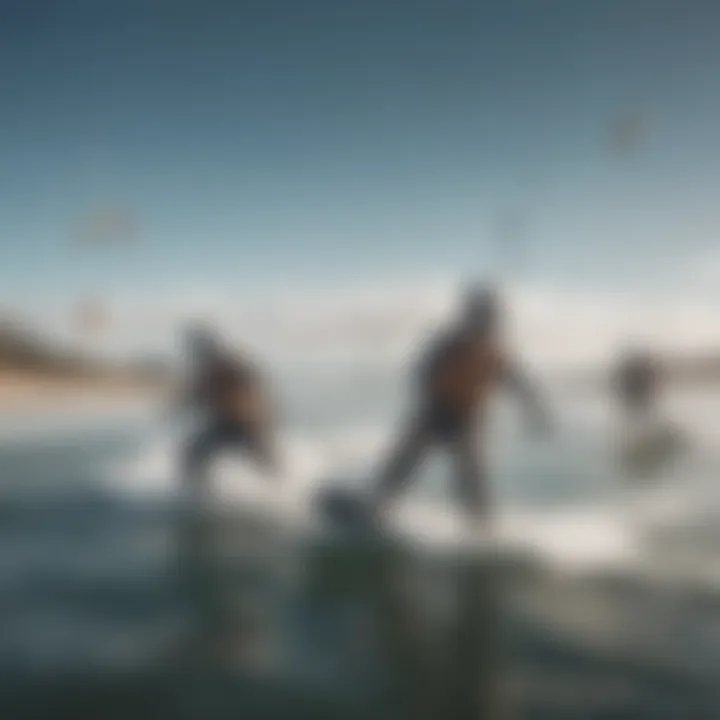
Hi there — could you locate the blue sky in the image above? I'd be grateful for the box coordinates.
[2,0,720,306]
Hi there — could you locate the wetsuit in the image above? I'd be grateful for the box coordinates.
[374,328,508,518]
[182,356,274,488]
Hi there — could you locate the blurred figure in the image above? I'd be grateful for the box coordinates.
[371,284,550,525]
[613,349,659,421]
[178,323,278,492]
[613,349,685,477]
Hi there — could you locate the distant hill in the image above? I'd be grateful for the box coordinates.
[0,319,172,385]
[0,320,86,375]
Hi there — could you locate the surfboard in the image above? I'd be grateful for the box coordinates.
[313,485,391,544]
[312,482,504,558]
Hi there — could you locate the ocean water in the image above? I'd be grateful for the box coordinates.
[1,380,720,719]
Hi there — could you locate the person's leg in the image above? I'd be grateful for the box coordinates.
[452,423,489,524]
[373,416,432,512]
[181,423,227,494]
[244,427,279,479]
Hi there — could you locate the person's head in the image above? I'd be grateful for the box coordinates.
[459,283,501,337]
[184,322,221,363]
[619,346,653,372]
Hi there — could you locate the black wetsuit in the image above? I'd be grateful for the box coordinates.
[182,357,273,488]
[374,329,506,518]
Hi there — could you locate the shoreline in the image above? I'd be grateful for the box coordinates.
[0,372,168,413]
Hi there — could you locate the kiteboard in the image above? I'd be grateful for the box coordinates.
[313,484,391,545]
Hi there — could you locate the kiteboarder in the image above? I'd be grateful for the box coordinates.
[370,284,551,524]
[178,324,278,491]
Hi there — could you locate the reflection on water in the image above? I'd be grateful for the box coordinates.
[2,422,720,719]
[174,509,509,719]
[174,506,295,676]
[165,507,720,719]
[2,492,720,719]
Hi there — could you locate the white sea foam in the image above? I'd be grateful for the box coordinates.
[109,397,720,584]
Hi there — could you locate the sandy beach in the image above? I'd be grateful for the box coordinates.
[0,371,167,413]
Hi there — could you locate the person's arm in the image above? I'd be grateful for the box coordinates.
[503,361,552,435]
